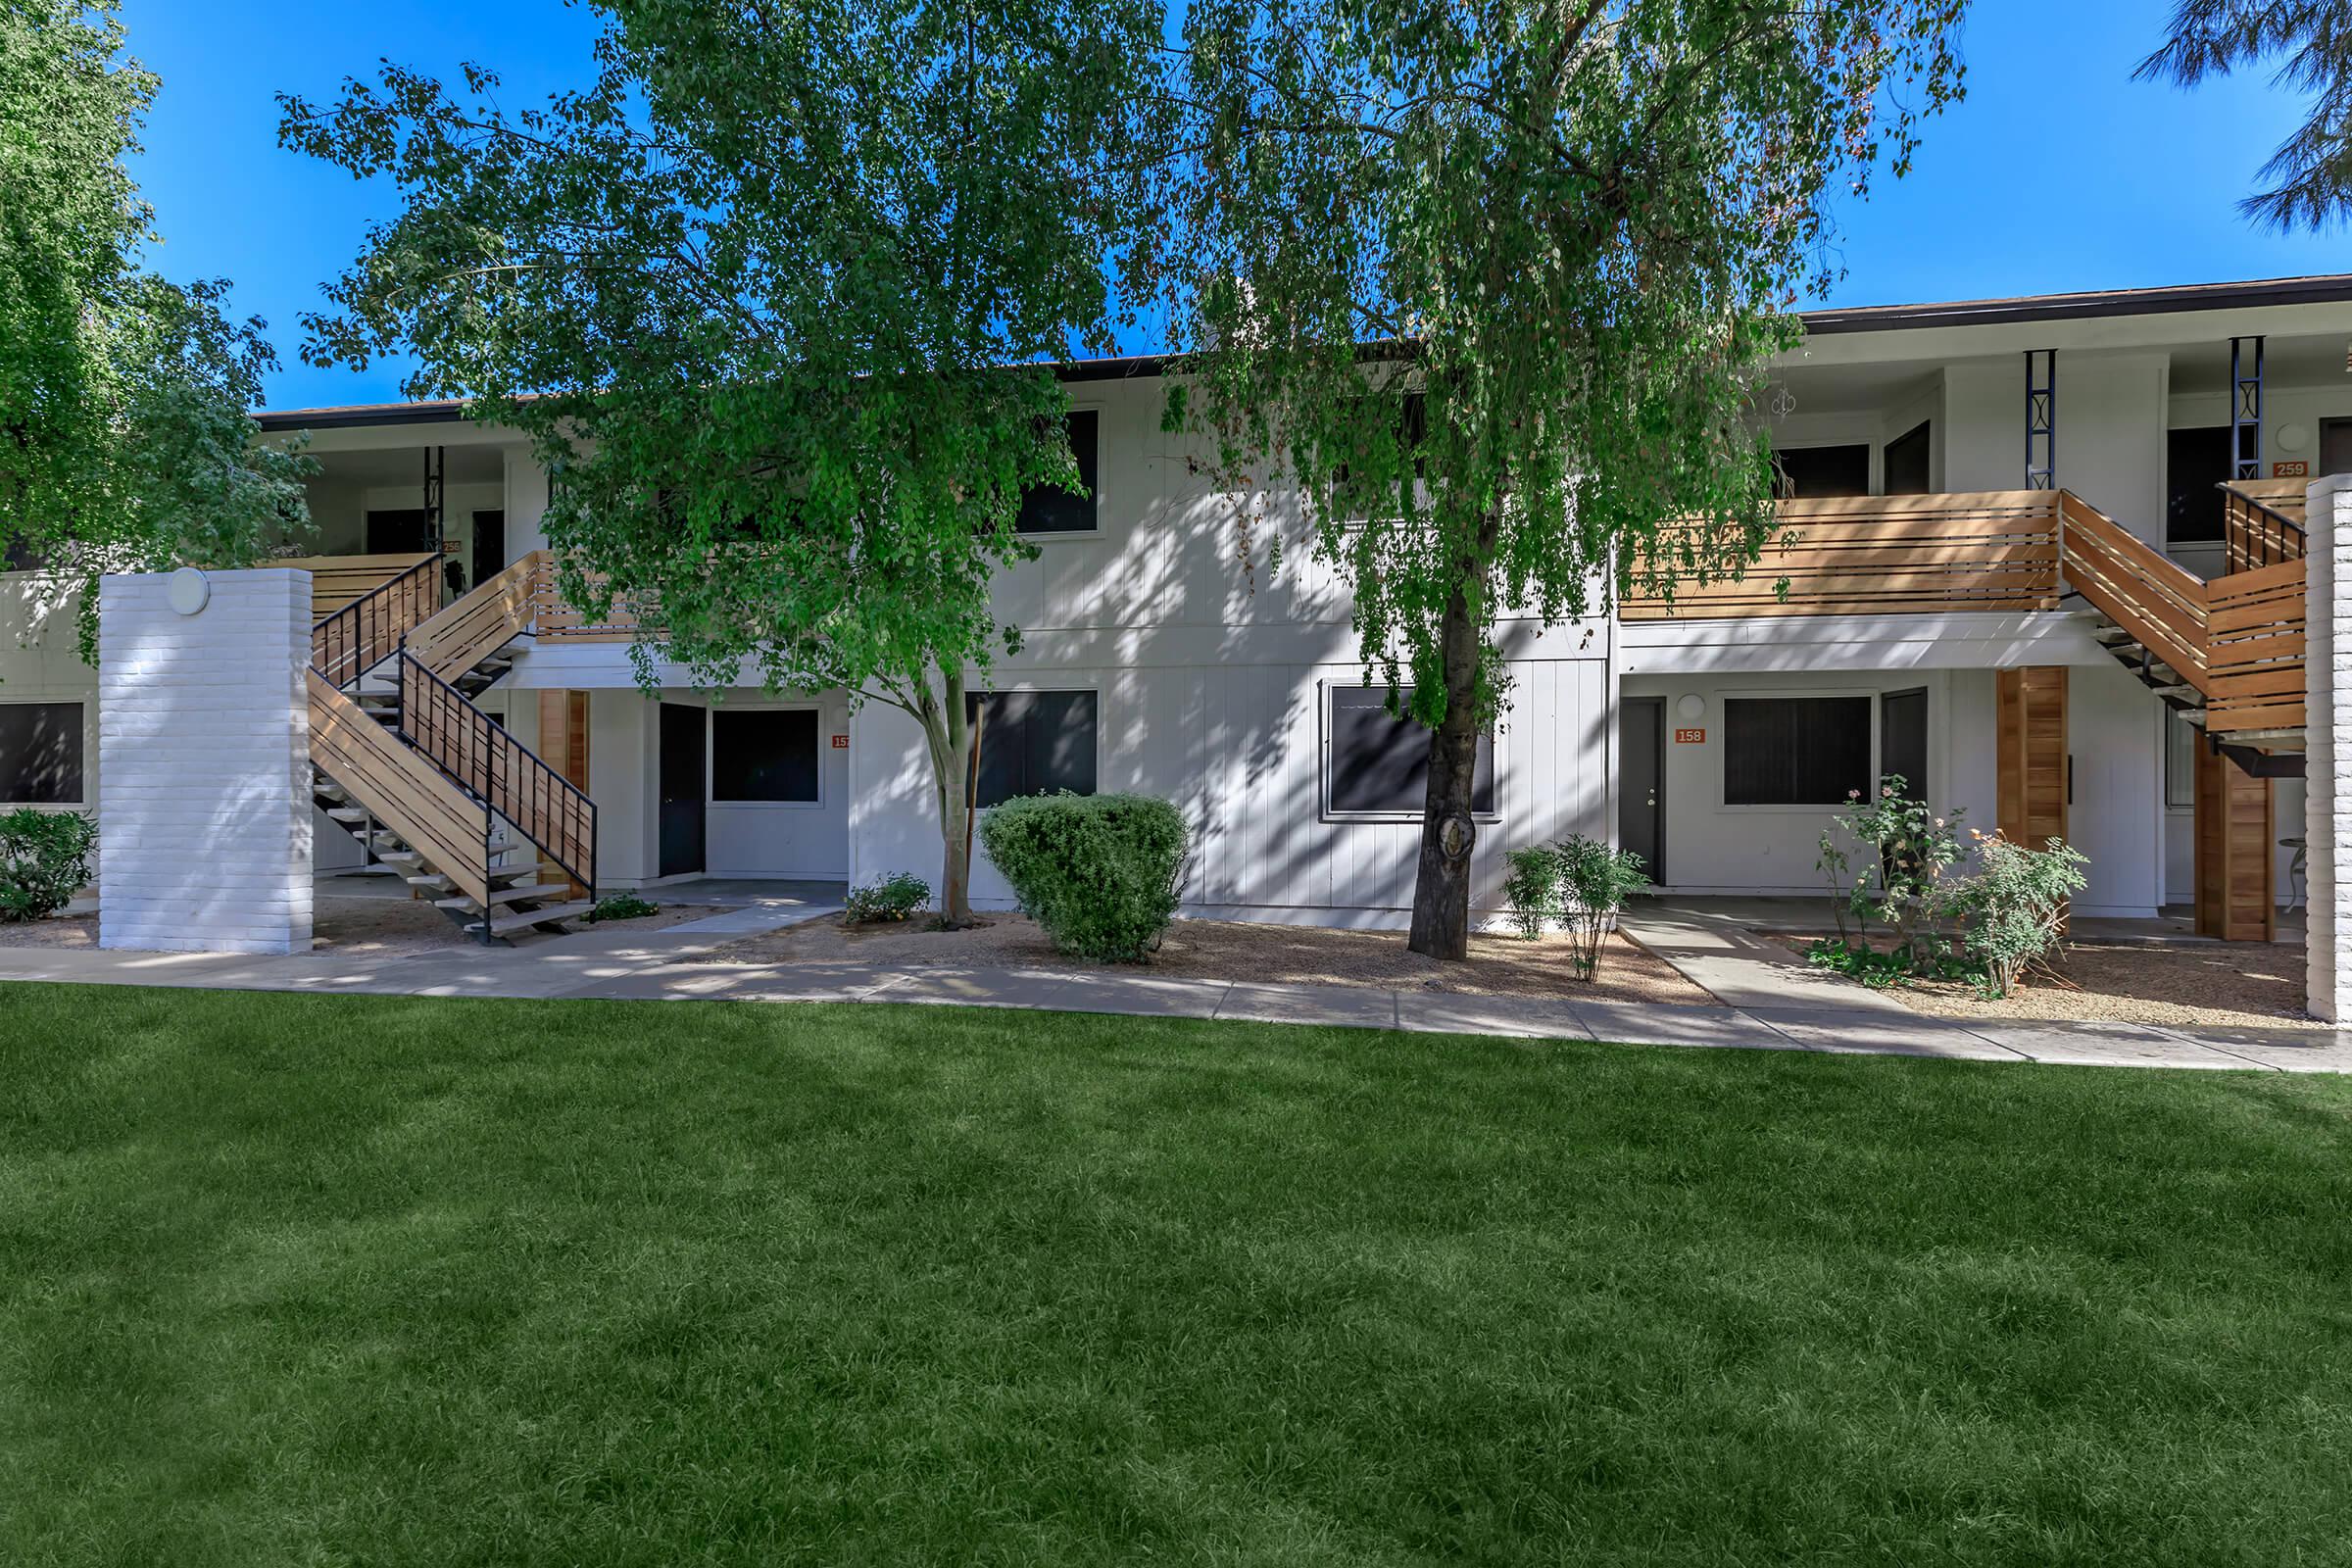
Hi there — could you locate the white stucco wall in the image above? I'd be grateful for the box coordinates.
[96,568,312,954]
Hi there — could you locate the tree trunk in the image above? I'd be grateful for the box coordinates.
[915,664,978,927]
[1407,569,1485,961]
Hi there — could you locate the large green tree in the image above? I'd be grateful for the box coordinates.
[1145,0,1964,957]
[281,0,1165,923]
[2139,1,2352,229]
[0,0,310,634]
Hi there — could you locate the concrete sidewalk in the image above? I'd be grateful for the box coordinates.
[0,909,2344,1072]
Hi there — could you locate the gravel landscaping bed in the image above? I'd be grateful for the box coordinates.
[1766,932,2321,1031]
[698,911,1719,1006]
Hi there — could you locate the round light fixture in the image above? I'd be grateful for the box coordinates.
[1675,693,1705,722]
[165,566,210,616]
[2278,421,2311,454]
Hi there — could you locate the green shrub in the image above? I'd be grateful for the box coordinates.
[846,871,930,923]
[977,792,1189,961]
[0,808,96,922]
[1500,846,1561,940]
[1956,829,2089,998]
[1815,774,1967,974]
[1550,834,1649,981]
[586,893,660,922]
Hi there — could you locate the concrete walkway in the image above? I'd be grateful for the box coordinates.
[0,905,2345,1073]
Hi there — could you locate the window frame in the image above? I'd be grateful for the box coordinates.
[1717,690,1878,812]
[705,702,828,809]
[1318,678,1501,825]
[0,700,88,808]
[965,687,1102,808]
[1013,404,1104,540]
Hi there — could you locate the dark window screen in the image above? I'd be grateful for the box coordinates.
[1724,697,1872,806]
[0,703,84,804]
[1773,443,1871,499]
[966,690,1098,807]
[1327,685,1495,815]
[710,709,820,802]
[1884,422,1932,496]
[1015,410,1101,534]
[1879,688,1929,799]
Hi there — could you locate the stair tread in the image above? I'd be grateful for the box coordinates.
[436,882,572,910]
[467,900,595,937]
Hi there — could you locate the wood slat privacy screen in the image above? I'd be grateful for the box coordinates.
[1619,492,2063,619]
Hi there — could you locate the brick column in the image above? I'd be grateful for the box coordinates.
[2306,475,2352,1019]
[97,567,313,954]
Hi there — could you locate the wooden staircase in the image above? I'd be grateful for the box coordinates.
[2056,487,2307,777]
[304,551,598,943]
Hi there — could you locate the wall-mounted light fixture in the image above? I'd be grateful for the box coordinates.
[1676,693,1706,723]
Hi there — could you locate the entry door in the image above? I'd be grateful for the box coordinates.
[471,510,507,586]
[1619,697,1664,885]
[2323,418,2352,478]
[658,704,706,878]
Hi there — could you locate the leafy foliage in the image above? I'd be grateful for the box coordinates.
[1804,937,1977,991]
[2138,2,2352,229]
[1495,836,1647,976]
[1500,846,1561,940]
[0,808,95,922]
[1956,831,2090,1000]
[585,893,660,923]
[1145,0,1964,956]
[278,0,1167,923]
[977,793,1189,962]
[1814,775,1968,972]
[1549,835,1650,982]
[846,871,931,925]
[0,0,311,648]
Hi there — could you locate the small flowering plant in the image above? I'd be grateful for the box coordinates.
[1813,774,1967,972]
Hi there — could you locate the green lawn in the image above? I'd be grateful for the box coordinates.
[3,986,2348,1565]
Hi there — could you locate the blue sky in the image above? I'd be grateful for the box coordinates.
[121,0,2349,413]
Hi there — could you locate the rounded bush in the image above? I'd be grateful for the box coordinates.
[977,792,1189,961]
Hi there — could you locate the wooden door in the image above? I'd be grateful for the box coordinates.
[1619,697,1664,884]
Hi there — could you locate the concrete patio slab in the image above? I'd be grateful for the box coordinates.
[1742,1007,2032,1061]
[1948,1018,2266,1070]
[1569,1000,1807,1052]
[1216,980,1400,1031]
[1396,991,1591,1042]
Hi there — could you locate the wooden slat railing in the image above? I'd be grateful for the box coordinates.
[1619,491,2062,619]
[406,549,549,680]
[2221,482,2308,573]
[277,552,439,624]
[533,564,650,643]
[306,668,495,907]
[310,553,440,688]
[2055,490,2305,736]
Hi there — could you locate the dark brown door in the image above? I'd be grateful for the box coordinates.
[658,704,706,879]
[1619,697,1664,885]
[2322,418,2352,477]
[471,510,506,586]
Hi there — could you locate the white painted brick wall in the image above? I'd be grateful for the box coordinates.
[97,569,313,955]
[2307,476,2352,1021]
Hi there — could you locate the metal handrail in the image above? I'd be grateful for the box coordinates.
[2219,483,2307,572]
[311,553,441,685]
[395,649,597,901]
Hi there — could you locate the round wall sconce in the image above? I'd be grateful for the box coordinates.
[2278,421,2311,454]
[166,566,210,616]
[1675,693,1705,722]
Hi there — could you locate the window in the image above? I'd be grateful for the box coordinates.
[710,708,821,803]
[1325,684,1495,817]
[1724,696,1872,806]
[965,690,1098,807]
[0,702,84,804]
[1879,688,1928,798]
[1772,443,1871,499]
[1883,422,1932,496]
[1332,392,1429,518]
[2165,707,2196,809]
[1015,409,1101,534]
